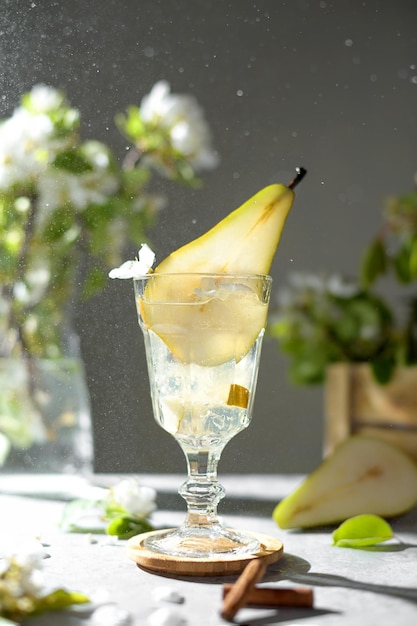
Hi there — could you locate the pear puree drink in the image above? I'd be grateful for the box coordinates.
[135,273,272,455]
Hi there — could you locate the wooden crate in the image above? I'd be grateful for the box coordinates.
[324,363,417,461]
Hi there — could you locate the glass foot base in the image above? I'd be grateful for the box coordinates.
[127,529,284,576]
[144,525,260,559]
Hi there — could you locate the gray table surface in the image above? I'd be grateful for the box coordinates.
[0,473,416,625]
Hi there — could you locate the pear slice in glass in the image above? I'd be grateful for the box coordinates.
[140,182,296,365]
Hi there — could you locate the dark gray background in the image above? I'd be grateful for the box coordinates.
[2,0,416,474]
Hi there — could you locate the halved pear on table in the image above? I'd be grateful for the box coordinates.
[273,435,417,529]
[140,169,306,365]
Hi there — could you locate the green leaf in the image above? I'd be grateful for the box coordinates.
[81,265,107,299]
[360,239,387,288]
[394,244,413,283]
[122,164,151,193]
[43,206,78,242]
[52,150,93,175]
[370,357,396,384]
[115,106,145,140]
[409,236,417,279]
[60,498,105,533]
[33,589,90,615]
[332,514,394,548]
[106,514,154,539]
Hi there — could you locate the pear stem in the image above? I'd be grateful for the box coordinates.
[288,167,307,189]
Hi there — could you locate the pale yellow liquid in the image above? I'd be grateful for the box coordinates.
[139,285,267,452]
[140,282,268,366]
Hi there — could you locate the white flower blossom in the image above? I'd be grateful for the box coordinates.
[147,606,188,626]
[37,140,119,217]
[278,272,361,308]
[109,244,156,279]
[0,543,47,600]
[111,477,157,517]
[0,109,53,189]
[25,84,66,114]
[140,80,218,171]
[13,266,51,307]
[152,587,185,605]
[91,604,132,626]
[326,274,360,298]
[0,85,79,192]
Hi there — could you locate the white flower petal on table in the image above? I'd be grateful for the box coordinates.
[91,604,132,626]
[152,586,185,604]
[147,606,188,626]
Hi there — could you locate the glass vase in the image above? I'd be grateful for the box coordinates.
[0,353,93,475]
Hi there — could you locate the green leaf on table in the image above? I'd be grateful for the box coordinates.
[60,498,105,533]
[106,514,154,539]
[33,589,90,615]
[332,514,394,548]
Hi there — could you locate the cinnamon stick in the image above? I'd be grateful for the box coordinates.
[220,559,266,621]
[222,584,314,608]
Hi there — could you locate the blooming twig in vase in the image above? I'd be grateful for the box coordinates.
[0,81,218,463]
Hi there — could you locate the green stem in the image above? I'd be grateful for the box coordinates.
[3,193,38,357]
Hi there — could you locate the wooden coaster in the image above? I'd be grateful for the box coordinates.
[127,529,284,577]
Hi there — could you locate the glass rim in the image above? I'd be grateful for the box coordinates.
[133,271,272,281]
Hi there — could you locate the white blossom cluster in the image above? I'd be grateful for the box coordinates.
[110,477,157,517]
[0,80,218,464]
[276,272,361,308]
[140,80,218,173]
[0,542,47,619]
[0,84,119,224]
[1,79,217,316]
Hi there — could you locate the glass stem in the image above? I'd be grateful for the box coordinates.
[178,448,225,529]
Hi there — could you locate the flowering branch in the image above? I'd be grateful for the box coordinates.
[0,81,217,360]
[0,81,218,462]
[60,478,158,540]
[0,545,89,624]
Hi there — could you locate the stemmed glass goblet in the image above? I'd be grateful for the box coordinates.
[132,272,273,566]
